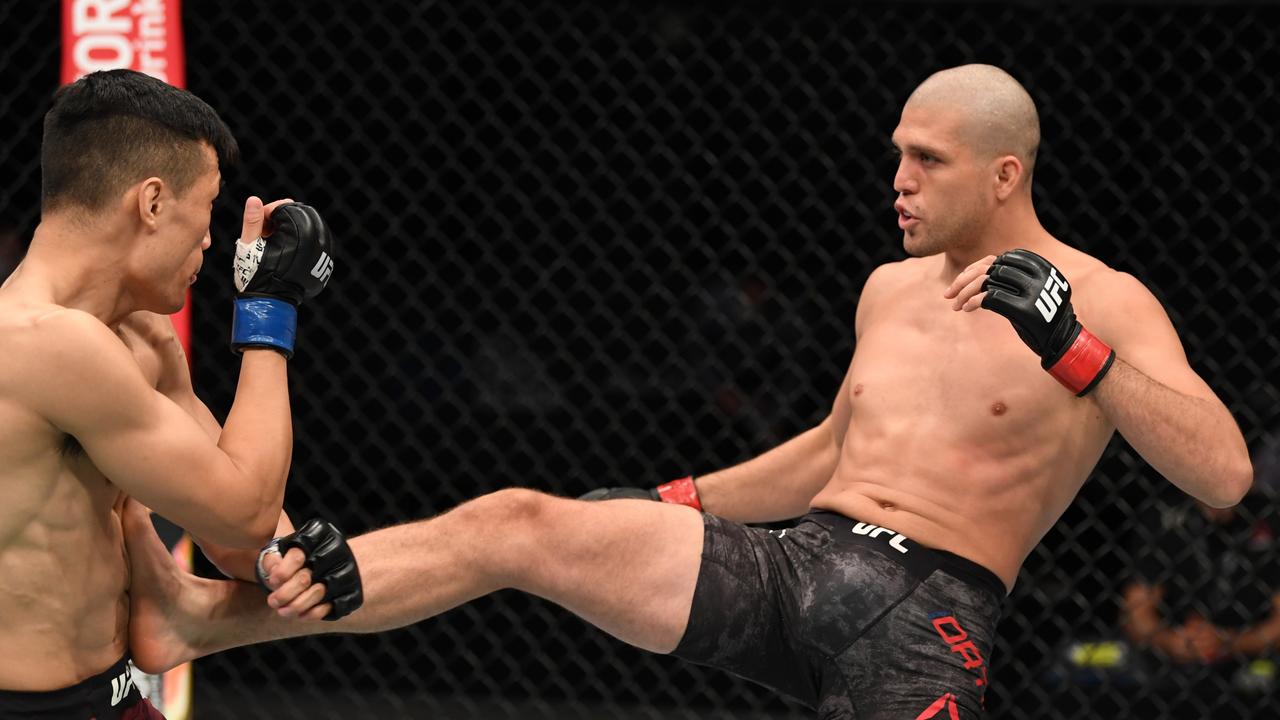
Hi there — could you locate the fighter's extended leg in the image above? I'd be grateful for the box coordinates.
[127,489,704,672]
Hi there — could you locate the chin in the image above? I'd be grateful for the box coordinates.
[158,293,187,314]
[903,232,944,258]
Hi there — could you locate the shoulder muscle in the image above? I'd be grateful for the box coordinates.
[856,259,915,339]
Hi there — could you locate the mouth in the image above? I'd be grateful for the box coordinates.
[895,202,919,230]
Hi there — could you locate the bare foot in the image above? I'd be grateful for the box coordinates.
[123,498,221,673]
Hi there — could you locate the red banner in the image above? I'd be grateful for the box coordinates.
[60,0,191,350]
[61,0,186,86]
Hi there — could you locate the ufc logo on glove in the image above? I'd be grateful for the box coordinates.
[1034,269,1069,322]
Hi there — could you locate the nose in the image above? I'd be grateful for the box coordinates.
[893,158,917,195]
[201,231,212,251]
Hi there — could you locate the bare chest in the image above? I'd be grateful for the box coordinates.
[849,294,1072,434]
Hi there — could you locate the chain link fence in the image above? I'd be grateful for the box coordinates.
[3,1,1279,717]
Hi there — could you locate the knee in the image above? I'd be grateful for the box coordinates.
[468,488,555,580]
[473,487,552,532]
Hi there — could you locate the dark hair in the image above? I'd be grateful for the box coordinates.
[41,69,239,213]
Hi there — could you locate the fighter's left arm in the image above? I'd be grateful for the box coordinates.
[948,252,1251,507]
[1084,271,1252,507]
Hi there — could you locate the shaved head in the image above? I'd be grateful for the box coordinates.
[906,64,1040,182]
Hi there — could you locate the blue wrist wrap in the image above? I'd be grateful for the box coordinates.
[231,297,297,357]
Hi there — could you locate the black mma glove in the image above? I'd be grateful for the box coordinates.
[579,476,702,511]
[255,518,363,621]
[231,202,337,358]
[980,248,1115,396]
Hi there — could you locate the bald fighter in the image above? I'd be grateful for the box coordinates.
[122,65,1250,719]
[0,69,357,719]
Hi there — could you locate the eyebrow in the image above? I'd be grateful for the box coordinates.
[891,138,948,159]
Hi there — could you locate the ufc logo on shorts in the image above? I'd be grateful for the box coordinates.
[1034,268,1069,322]
[311,252,334,284]
[851,522,910,553]
[109,665,136,707]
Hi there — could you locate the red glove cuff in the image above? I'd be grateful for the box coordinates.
[654,476,702,511]
[1047,327,1115,396]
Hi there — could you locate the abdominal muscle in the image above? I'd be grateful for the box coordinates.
[812,402,1111,592]
[809,330,1114,592]
[0,463,131,691]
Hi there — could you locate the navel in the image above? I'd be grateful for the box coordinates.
[991,401,1008,416]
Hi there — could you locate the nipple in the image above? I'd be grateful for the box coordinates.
[991,401,1007,416]
[853,383,864,397]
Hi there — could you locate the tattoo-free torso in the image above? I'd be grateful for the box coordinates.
[811,251,1116,590]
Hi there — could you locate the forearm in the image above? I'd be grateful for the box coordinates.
[218,349,293,538]
[696,417,840,523]
[1093,358,1251,507]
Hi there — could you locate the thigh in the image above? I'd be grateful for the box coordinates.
[506,493,705,654]
[671,515,820,706]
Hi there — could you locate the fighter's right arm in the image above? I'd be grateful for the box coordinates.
[29,310,289,548]
[579,390,845,522]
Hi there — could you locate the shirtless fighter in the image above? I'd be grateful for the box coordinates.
[0,69,358,719]
[122,64,1251,718]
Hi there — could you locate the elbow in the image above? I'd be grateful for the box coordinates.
[207,505,278,550]
[1229,459,1255,506]
[1205,457,1253,509]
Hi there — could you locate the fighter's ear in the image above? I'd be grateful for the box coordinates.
[135,177,164,229]
[992,155,1024,201]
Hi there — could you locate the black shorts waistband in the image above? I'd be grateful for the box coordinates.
[804,511,1006,599]
[0,654,143,718]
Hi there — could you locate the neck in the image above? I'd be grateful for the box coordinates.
[940,195,1054,279]
[13,212,139,327]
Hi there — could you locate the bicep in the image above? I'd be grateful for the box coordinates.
[168,385,223,442]
[78,392,239,520]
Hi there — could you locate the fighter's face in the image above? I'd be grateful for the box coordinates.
[891,104,990,257]
[140,149,219,313]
